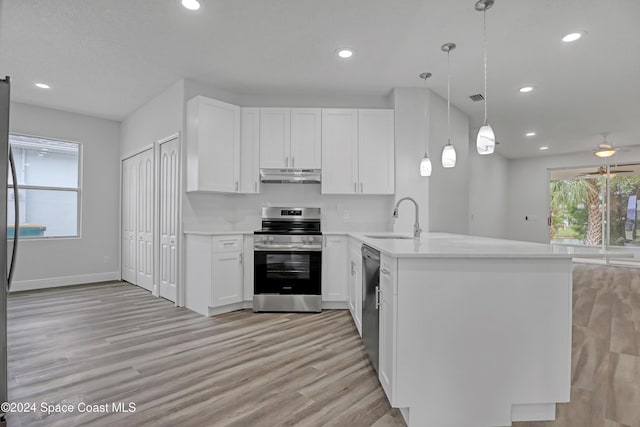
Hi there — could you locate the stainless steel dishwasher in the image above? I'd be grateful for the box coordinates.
[361,244,380,373]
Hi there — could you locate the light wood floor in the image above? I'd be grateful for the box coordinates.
[6,283,405,427]
[6,264,640,427]
[515,264,640,427]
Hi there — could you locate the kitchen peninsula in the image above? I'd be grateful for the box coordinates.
[349,232,592,427]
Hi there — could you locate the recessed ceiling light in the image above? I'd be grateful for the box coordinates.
[525,132,536,137]
[562,32,585,43]
[35,83,50,89]
[181,0,200,10]
[539,146,549,151]
[519,86,534,93]
[337,49,353,59]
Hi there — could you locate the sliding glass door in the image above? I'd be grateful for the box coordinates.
[550,163,640,265]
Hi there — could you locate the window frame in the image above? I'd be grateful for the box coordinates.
[8,133,83,240]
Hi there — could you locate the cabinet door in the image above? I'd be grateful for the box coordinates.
[211,250,243,307]
[349,242,363,336]
[242,235,254,301]
[379,255,396,402]
[186,97,240,193]
[358,109,395,194]
[259,108,291,169]
[321,109,358,194]
[240,108,260,193]
[291,108,321,169]
[321,236,347,302]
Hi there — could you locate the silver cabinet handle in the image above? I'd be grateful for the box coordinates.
[239,253,243,264]
[375,286,381,309]
[354,182,357,193]
[235,181,239,191]
[285,156,289,167]
[360,182,363,192]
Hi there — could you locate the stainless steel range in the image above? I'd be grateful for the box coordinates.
[253,207,322,312]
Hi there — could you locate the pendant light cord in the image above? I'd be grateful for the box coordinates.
[483,9,488,126]
[447,49,451,144]
[424,77,429,155]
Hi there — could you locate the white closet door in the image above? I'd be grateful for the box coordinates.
[136,149,154,291]
[121,156,137,284]
[159,137,179,302]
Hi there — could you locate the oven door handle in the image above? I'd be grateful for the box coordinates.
[254,244,322,252]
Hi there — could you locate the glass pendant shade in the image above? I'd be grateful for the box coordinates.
[476,124,496,155]
[441,143,457,168]
[420,155,432,176]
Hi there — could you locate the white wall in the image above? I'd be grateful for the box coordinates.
[468,137,509,238]
[507,148,640,243]
[427,90,469,233]
[391,88,429,234]
[184,185,393,232]
[9,102,120,290]
[120,79,184,157]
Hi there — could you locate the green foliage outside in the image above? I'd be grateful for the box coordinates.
[550,174,640,246]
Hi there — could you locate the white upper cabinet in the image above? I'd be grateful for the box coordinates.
[321,109,358,194]
[358,109,395,195]
[259,108,291,169]
[186,96,241,193]
[259,108,321,169]
[290,108,321,169]
[240,107,260,193]
[322,108,394,195]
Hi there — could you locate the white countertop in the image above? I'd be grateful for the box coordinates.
[351,232,632,259]
[184,230,254,235]
[184,229,631,259]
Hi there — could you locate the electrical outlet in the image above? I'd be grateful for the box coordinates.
[343,210,350,220]
[103,255,110,264]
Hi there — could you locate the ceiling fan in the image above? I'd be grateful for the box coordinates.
[577,165,634,177]
[593,134,618,158]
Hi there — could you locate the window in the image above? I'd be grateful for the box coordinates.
[549,163,640,266]
[8,134,81,238]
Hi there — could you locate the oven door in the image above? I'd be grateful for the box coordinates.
[254,249,321,295]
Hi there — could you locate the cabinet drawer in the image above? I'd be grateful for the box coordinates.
[212,236,243,252]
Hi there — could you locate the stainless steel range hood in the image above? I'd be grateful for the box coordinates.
[260,168,321,184]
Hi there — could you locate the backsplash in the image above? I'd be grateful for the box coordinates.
[183,184,395,232]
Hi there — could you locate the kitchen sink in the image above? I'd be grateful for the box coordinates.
[365,235,414,240]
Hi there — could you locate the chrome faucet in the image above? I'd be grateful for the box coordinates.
[393,197,422,238]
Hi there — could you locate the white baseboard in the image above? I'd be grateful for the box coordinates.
[10,271,121,292]
[512,403,556,421]
[322,301,348,310]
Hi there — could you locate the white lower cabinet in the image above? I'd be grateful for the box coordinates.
[378,254,397,404]
[185,234,244,315]
[348,238,363,335]
[321,235,348,303]
[211,236,243,307]
[242,235,254,301]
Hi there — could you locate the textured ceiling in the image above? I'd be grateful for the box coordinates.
[1,0,639,159]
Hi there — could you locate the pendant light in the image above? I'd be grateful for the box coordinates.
[419,72,433,177]
[475,0,496,155]
[441,42,457,168]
